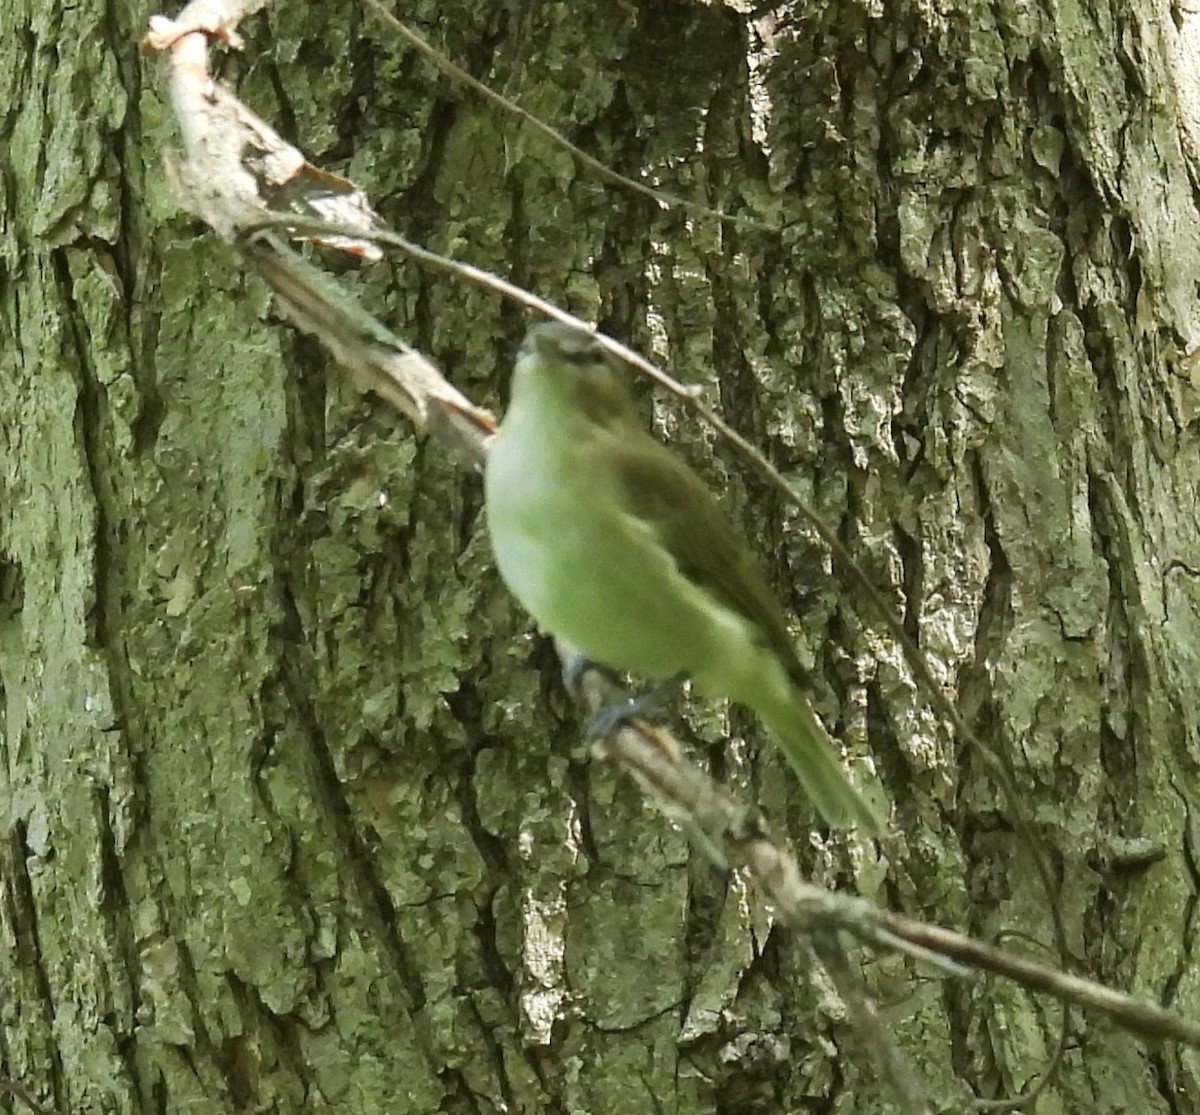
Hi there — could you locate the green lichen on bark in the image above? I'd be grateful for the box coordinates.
[3,0,1200,1111]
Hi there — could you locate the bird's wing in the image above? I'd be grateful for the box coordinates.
[597,427,808,680]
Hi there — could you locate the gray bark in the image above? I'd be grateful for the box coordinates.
[1,0,1197,1111]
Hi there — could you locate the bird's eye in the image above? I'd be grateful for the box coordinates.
[559,341,606,368]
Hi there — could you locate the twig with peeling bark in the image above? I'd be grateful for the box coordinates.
[137,6,1200,1114]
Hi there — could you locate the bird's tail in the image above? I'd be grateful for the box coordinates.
[757,687,884,833]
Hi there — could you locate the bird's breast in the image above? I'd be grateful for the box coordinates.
[484,424,739,679]
[485,425,608,626]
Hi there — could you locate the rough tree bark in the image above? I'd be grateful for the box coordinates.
[1,0,1198,1112]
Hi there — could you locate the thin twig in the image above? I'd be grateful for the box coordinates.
[142,10,1191,1107]
[811,930,933,1115]
[362,0,774,233]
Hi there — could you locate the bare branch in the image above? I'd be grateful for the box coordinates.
[140,6,1200,1098]
[361,0,774,233]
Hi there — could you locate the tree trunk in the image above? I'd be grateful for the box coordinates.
[1,0,1196,1111]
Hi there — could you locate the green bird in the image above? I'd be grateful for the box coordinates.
[484,322,884,832]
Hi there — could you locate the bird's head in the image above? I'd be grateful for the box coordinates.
[513,322,636,429]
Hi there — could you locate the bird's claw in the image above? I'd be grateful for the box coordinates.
[562,655,623,699]
[583,673,687,740]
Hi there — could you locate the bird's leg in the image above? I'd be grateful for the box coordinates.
[561,654,624,700]
[584,672,688,740]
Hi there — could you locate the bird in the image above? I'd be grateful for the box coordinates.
[483,321,883,832]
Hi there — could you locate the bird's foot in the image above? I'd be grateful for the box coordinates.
[584,673,687,740]
[562,654,623,700]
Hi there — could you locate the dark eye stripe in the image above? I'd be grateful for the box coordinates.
[559,340,605,366]
[520,322,609,368]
